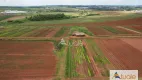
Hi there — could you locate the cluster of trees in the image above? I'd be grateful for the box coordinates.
[27,14,71,21]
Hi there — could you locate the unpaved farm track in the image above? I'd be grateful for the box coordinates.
[95,38,142,77]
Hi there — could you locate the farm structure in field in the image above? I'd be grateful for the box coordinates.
[72,31,86,37]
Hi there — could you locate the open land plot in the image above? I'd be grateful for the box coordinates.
[22,27,60,37]
[0,15,15,21]
[102,26,123,34]
[85,39,110,77]
[54,27,69,37]
[121,38,142,52]
[86,26,113,35]
[0,26,38,37]
[95,38,142,77]
[2,16,26,21]
[20,17,142,36]
[0,41,57,80]
[0,26,61,37]
[126,25,142,32]
[19,13,142,26]
[102,26,141,35]
[64,39,95,79]
[114,26,139,34]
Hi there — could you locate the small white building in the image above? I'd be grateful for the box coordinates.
[1,10,27,14]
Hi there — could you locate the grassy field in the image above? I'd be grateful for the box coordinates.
[16,13,142,26]
[0,15,15,21]
[0,26,39,37]
[54,27,68,37]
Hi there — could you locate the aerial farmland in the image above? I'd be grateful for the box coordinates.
[0,4,142,80]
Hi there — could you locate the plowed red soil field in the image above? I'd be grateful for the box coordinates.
[95,38,142,77]
[32,17,142,35]
[34,17,142,27]
[86,26,113,35]
[121,38,142,52]
[0,41,56,80]
[113,26,137,34]
[129,25,142,31]
[24,28,60,37]
[3,16,25,21]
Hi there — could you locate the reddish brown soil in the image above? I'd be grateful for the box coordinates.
[121,38,142,52]
[26,28,53,37]
[113,26,137,34]
[61,28,69,37]
[86,27,113,35]
[0,41,56,80]
[95,39,142,77]
[46,28,60,37]
[31,17,142,35]
[130,26,142,31]
[3,16,25,21]
[33,17,142,27]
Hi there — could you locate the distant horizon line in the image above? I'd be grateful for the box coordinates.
[0,4,142,7]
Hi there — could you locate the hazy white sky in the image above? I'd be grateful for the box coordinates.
[0,0,141,6]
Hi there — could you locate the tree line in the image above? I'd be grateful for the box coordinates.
[27,13,71,21]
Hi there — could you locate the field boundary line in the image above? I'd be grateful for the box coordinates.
[117,26,142,34]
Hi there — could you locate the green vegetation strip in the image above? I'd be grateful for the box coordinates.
[54,27,68,37]
[0,26,38,37]
[86,39,109,65]
[65,40,78,78]
[86,39,109,76]
[83,46,94,77]
[74,40,85,64]
[69,26,94,36]
[0,15,15,21]
[102,26,122,34]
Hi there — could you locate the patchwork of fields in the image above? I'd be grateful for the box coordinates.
[0,12,142,80]
[95,38,142,77]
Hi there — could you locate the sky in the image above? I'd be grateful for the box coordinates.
[0,0,141,6]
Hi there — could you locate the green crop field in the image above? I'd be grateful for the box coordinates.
[0,6,142,80]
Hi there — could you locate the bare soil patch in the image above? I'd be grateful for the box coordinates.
[46,28,60,37]
[3,16,25,21]
[113,26,138,34]
[130,25,142,31]
[121,38,142,52]
[95,38,142,77]
[0,41,57,80]
[86,26,113,35]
